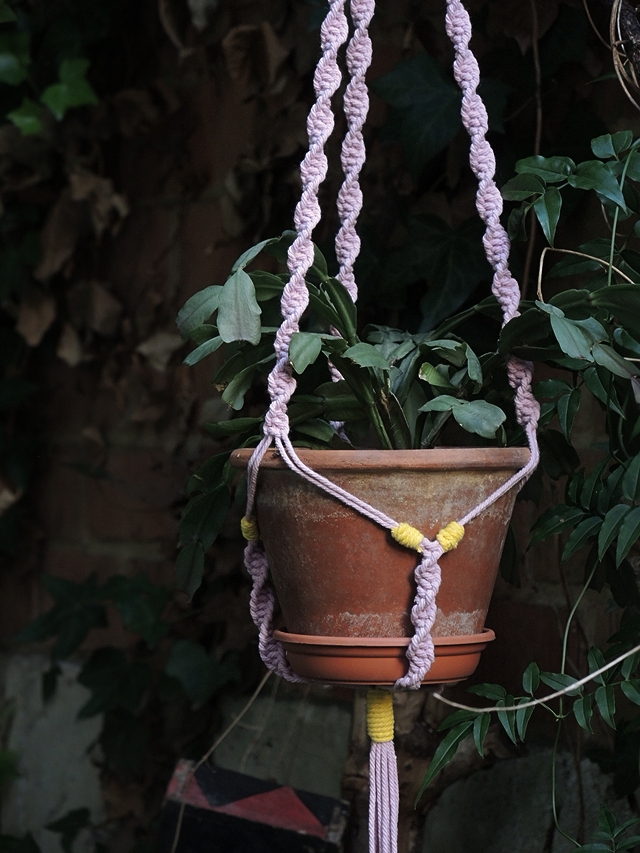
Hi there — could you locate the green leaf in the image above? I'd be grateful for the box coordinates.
[451,400,506,438]
[372,53,461,177]
[101,574,170,647]
[616,505,640,566]
[583,366,625,417]
[621,651,640,680]
[496,698,518,744]
[7,98,42,136]
[515,155,575,182]
[12,575,106,660]
[468,683,506,700]
[46,809,91,853]
[415,721,474,802]
[166,640,240,708]
[217,269,262,345]
[533,187,562,246]
[538,429,580,479]
[323,278,357,342]
[501,174,545,201]
[623,455,640,502]
[473,713,490,756]
[540,671,582,695]
[621,679,640,705]
[522,662,540,695]
[179,486,231,551]
[567,161,626,209]
[550,315,594,360]
[176,541,204,600]
[343,342,390,370]
[221,354,274,410]
[77,648,151,718]
[289,332,323,374]
[0,33,29,85]
[515,698,535,741]
[41,59,98,120]
[592,343,638,380]
[177,286,223,338]
[419,362,454,388]
[419,396,506,439]
[464,345,483,384]
[557,387,580,441]
[598,504,631,560]
[580,459,610,511]
[592,132,633,159]
[206,417,262,438]
[562,516,602,562]
[183,336,223,366]
[529,505,585,547]
[595,684,616,727]
[231,238,279,273]
[573,695,593,732]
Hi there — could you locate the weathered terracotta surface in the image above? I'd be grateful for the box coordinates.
[231,448,529,639]
[273,628,495,685]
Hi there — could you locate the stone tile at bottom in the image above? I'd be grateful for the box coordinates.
[0,654,104,853]
[422,747,634,853]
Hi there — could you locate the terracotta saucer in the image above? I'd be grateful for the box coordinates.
[273,628,496,686]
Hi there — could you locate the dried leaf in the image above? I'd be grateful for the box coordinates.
[222,22,289,86]
[34,188,88,281]
[88,281,122,336]
[56,322,83,367]
[111,88,161,138]
[69,170,129,239]
[16,286,56,346]
[136,332,184,372]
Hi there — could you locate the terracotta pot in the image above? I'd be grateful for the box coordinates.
[231,447,528,684]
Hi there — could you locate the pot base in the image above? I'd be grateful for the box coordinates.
[273,628,496,686]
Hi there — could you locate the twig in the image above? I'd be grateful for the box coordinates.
[536,246,633,301]
[523,0,543,298]
[169,670,273,853]
[433,639,640,714]
[583,0,613,47]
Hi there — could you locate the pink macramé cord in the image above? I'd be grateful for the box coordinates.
[369,741,399,853]
[336,0,374,299]
[245,0,541,691]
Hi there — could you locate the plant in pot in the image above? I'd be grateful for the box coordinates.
[176,225,534,686]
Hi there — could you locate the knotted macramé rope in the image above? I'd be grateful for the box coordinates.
[367,690,398,853]
[240,1,541,850]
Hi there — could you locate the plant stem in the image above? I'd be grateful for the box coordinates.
[607,153,632,288]
[561,563,597,674]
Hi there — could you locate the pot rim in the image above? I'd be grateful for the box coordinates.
[273,628,496,648]
[231,447,530,471]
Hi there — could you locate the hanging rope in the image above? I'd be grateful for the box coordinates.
[239,1,542,851]
[367,690,399,853]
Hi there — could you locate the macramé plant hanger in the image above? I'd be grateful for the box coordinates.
[234,1,541,850]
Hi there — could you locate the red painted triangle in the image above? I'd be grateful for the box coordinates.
[213,786,326,837]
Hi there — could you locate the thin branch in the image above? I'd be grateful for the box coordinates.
[522,0,543,299]
[536,246,633,302]
[434,639,640,715]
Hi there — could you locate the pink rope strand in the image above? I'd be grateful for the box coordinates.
[336,0,375,299]
[369,742,399,853]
